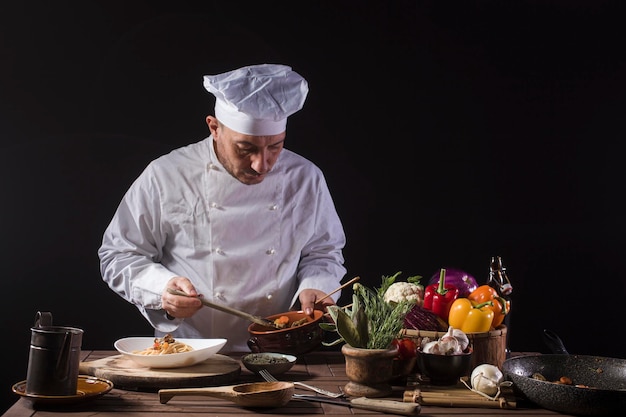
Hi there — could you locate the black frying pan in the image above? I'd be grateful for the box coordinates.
[502,329,626,416]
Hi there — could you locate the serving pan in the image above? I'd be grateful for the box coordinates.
[502,330,626,416]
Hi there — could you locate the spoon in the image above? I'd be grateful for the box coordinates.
[166,288,280,329]
[159,381,420,414]
[316,276,360,303]
[158,381,295,407]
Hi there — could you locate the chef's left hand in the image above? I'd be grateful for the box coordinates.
[299,289,336,316]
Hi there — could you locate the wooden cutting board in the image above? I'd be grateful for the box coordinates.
[79,354,241,390]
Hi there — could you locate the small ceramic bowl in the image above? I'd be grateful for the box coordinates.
[416,348,473,385]
[247,310,325,355]
[241,352,297,375]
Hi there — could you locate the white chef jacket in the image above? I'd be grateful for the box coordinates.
[98,136,347,352]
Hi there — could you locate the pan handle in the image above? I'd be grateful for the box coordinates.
[542,329,569,354]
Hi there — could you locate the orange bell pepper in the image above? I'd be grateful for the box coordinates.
[467,285,509,328]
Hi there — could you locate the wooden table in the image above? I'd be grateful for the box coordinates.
[4,350,573,417]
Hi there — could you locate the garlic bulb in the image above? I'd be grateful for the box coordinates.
[450,328,469,351]
[420,326,468,355]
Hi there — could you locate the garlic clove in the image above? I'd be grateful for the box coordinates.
[452,328,470,351]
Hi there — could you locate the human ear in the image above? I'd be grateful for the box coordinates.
[206,115,219,136]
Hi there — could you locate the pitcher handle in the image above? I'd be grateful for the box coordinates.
[34,311,53,328]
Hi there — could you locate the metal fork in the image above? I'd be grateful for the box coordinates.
[258,369,344,398]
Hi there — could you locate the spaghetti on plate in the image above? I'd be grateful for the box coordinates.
[132,334,194,355]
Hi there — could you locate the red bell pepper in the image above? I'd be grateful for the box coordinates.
[423,268,460,322]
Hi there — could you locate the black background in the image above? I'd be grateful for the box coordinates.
[2,0,625,412]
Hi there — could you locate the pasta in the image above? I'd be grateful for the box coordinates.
[132,334,194,355]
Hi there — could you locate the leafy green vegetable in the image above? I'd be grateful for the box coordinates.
[322,277,414,349]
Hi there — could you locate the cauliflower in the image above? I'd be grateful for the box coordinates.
[383,281,424,306]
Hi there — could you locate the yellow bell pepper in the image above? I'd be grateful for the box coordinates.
[447,298,494,333]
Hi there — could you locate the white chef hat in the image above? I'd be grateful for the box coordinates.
[203,64,309,136]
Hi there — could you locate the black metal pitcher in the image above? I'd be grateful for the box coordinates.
[25,311,83,396]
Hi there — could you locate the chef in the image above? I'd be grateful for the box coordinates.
[98,63,347,351]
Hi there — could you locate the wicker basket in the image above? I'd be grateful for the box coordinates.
[401,325,507,370]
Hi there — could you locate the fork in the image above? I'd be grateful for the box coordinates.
[258,369,344,398]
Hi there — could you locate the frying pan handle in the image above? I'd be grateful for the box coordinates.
[543,329,569,354]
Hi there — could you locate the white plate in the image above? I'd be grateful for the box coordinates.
[114,337,227,368]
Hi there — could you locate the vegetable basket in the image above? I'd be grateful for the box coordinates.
[400,325,507,370]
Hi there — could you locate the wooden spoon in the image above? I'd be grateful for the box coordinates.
[166,288,280,329]
[159,381,295,407]
[316,276,360,303]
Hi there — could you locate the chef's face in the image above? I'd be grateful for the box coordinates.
[207,115,285,185]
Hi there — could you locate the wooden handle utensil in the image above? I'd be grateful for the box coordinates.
[166,288,280,329]
[295,395,421,416]
[159,381,295,407]
[316,276,360,303]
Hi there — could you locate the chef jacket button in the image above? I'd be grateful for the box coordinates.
[215,247,224,255]
[269,204,278,211]
[215,292,222,298]
[266,294,273,300]
[210,201,218,208]
[208,163,218,170]
[266,248,276,255]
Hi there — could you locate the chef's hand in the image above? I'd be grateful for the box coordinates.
[299,289,336,316]
[162,276,203,319]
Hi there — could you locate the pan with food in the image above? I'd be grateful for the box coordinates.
[502,330,626,416]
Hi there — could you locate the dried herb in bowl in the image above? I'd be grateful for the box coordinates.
[241,352,297,375]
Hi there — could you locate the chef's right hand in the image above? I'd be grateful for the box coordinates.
[161,276,203,319]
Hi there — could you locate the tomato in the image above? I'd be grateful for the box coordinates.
[392,338,417,359]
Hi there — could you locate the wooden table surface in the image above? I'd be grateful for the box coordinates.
[4,350,574,417]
